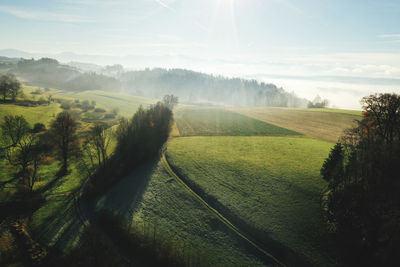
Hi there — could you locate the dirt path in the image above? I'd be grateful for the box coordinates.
[161,153,285,266]
[45,191,74,199]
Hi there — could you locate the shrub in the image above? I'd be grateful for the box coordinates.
[60,102,71,110]
[32,123,46,133]
[104,113,116,119]
[112,107,119,115]
[31,88,43,95]
[94,108,106,113]
[70,110,81,119]
[38,96,48,105]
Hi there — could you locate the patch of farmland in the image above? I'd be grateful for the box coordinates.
[56,90,156,116]
[0,103,60,127]
[176,108,300,136]
[95,158,265,266]
[230,107,360,143]
[166,136,339,266]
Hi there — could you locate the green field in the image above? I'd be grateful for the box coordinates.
[0,103,60,126]
[54,90,156,116]
[166,136,338,266]
[95,159,265,266]
[176,108,300,136]
[230,107,360,142]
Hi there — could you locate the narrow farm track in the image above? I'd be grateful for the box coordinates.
[45,191,74,200]
[161,153,285,267]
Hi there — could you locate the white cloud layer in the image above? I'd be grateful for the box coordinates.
[0,5,94,23]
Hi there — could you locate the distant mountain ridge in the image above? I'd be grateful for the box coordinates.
[0,55,308,107]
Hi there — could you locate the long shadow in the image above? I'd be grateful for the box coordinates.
[37,168,69,195]
[0,176,19,189]
[93,154,161,224]
[164,153,315,267]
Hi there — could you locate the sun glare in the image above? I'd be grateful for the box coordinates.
[217,0,236,10]
[213,0,238,46]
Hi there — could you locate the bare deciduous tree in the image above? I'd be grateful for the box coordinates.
[50,111,77,173]
[84,123,111,169]
[162,94,179,110]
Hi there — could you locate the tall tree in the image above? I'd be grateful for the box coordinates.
[0,74,21,101]
[50,112,77,172]
[0,75,9,101]
[321,93,400,266]
[9,75,21,101]
[162,94,179,110]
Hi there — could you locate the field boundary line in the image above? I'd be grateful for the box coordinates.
[161,153,285,266]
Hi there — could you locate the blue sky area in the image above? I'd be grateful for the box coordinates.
[1,0,400,108]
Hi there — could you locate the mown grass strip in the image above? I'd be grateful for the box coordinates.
[161,153,285,266]
[176,108,300,136]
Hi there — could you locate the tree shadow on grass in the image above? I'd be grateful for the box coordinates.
[30,194,84,252]
[0,175,19,189]
[93,155,161,224]
[36,167,71,195]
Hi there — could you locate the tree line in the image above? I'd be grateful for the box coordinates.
[85,97,175,198]
[120,68,309,107]
[0,56,311,108]
[321,93,400,266]
[14,58,121,92]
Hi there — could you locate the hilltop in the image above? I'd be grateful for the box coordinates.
[0,55,308,108]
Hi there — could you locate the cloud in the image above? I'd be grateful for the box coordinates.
[154,0,175,12]
[378,34,400,38]
[378,34,400,44]
[0,5,95,23]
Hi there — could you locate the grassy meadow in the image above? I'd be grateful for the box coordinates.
[166,136,338,266]
[95,159,266,266]
[54,90,156,116]
[0,102,60,126]
[175,108,300,136]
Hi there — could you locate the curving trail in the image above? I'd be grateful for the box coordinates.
[161,153,285,267]
[45,191,74,199]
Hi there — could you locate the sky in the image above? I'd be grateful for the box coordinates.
[1,0,400,109]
